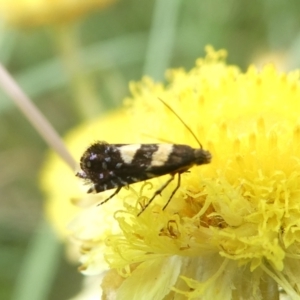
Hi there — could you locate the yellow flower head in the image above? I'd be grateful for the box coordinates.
[0,0,116,28]
[43,47,300,299]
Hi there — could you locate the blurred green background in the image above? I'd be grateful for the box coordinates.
[1,0,300,299]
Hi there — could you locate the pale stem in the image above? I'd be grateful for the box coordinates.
[0,63,76,170]
[260,271,279,300]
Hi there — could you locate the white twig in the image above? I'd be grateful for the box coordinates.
[0,63,76,170]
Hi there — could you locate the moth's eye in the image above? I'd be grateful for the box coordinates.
[86,160,92,168]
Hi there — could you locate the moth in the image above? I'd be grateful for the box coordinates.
[76,99,212,215]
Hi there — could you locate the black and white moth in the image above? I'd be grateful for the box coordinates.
[76,99,212,215]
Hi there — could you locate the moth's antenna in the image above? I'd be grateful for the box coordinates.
[158,98,203,148]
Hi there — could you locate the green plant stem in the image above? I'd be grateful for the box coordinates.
[54,23,101,119]
[143,0,182,80]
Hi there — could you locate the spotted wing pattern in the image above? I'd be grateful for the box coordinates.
[77,142,159,192]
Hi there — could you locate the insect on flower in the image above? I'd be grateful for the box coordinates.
[76,98,212,215]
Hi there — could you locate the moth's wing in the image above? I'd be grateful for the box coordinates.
[100,143,190,187]
[146,144,197,176]
[79,143,185,193]
[81,143,158,192]
[97,144,160,190]
[89,164,152,193]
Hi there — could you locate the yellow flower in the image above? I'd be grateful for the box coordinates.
[43,46,300,299]
[0,0,116,28]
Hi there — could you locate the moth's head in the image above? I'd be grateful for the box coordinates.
[75,153,91,179]
[194,149,212,165]
[75,150,97,194]
[76,145,99,178]
[82,151,97,170]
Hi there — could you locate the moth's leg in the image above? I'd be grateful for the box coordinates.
[137,175,175,216]
[162,173,181,211]
[98,186,122,206]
